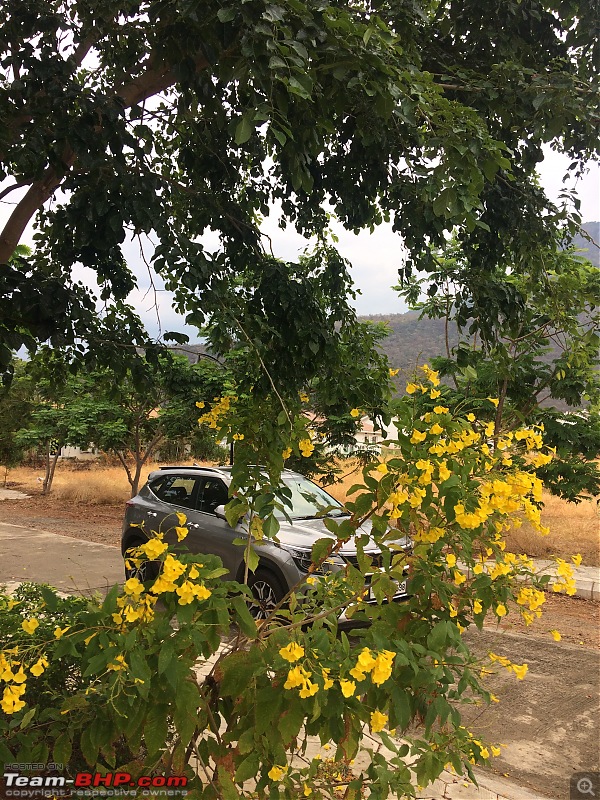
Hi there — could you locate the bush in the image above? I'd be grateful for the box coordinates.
[0,372,580,796]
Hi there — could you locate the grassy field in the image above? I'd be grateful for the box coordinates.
[4,460,599,566]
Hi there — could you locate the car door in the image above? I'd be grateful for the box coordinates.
[183,476,243,579]
[144,474,202,535]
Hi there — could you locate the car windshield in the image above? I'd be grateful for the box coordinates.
[277,474,347,521]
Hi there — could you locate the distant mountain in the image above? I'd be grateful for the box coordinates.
[572,221,599,267]
[359,222,599,407]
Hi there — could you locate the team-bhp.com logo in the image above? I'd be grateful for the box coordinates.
[3,771,187,797]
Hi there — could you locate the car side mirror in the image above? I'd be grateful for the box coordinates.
[214,504,228,522]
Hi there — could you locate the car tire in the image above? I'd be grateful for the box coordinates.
[247,568,286,620]
[123,538,160,583]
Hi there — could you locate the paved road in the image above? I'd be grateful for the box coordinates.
[460,627,599,799]
[0,521,123,594]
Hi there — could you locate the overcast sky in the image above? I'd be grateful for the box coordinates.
[2,148,598,341]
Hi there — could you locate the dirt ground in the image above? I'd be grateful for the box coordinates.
[1,493,598,652]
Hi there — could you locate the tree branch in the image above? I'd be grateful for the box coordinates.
[0,50,210,264]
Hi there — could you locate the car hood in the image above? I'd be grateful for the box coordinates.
[274,516,411,555]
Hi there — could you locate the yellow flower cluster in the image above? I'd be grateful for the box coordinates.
[279,642,305,662]
[551,559,577,595]
[299,438,315,457]
[197,395,236,430]
[370,709,388,733]
[348,648,395,686]
[488,652,528,680]
[284,665,319,698]
[1,648,49,715]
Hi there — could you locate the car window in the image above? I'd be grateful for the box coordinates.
[197,477,229,514]
[150,476,199,509]
[276,474,345,520]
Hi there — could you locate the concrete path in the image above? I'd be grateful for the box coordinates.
[0,521,123,595]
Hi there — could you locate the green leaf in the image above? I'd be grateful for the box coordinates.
[217,8,236,22]
[235,752,260,783]
[53,732,72,766]
[19,706,36,729]
[311,537,333,566]
[235,114,255,145]
[144,706,169,755]
[40,585,58,611]
[230,593,258,638]
[244,545,259,573]
[217,768,239,800]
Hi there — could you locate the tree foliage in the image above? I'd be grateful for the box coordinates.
[0,0,598,380]
[397,238,600,500]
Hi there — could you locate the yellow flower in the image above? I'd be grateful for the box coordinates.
[491,745,501,757]
[195,401,205,409]
[124,577,145,596]
[370,710,388,733]
[438,462,451,482]
[466,413,476,422]
[410,429,427,443]
[268,765,287,781]
[21,619,39,635]
[282,447,292,460]
[232,432,245,441]
[406,383,418,394]
[371,651,395,685]
[572,553,582,567]
[140,538,168,559]
[107,653,128,671]
[349,666,366,681]
[306,576,317,585]
[175,511,187,525]
[512,663,528,680]
[389,368,399,377]
[175,526,189,542]
[279,642,305,663]
[322,669,334,690]
[30,657,49,677]
[299,680,319,698]
[487,397,500,407]
[284,666,305,689]
[445,553,457,568]
[434,405,449,414]
[350,408,361,418]
[303,783,313,795]
[496,604,507,617]
[473,600,483,615]
[550,629,561,642]
[339,679,356,697]
[299,438,315,457]
[454,570,466,586]
[299,392,310,403]
[376,462,388,474]
[54,626,70,639]
[430,389,441,399]
[430,423,443,435]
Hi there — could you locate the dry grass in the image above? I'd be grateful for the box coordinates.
[7,461,203,505]
[506,492,599,567]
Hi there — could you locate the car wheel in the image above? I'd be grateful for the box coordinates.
[124,540,160,583]
[247,568,285,620]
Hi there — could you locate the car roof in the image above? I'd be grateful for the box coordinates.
[148,465,305,482]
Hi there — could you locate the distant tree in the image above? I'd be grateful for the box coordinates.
[397,238,600,501]
[16,349,225,496]
[0,359,34,484]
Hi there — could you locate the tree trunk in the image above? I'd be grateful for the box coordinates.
[42,442,60,495]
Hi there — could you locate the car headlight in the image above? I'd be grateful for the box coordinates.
[280,545,344,574]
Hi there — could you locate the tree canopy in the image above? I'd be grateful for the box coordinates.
[1,0,598,382]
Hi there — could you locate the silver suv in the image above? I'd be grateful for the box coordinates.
[122,466,410,619]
